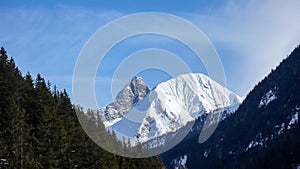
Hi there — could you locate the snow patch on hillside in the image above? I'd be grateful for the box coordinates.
[259,87,278,108]
[287,111,299,130]
[172,155,188,169]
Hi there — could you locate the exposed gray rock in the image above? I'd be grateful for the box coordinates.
[99,76,150,126]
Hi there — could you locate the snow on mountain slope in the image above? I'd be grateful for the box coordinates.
[99,76,150,127]
[111,73,243,143]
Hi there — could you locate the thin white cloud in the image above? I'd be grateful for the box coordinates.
[0,6,125,73]
[185,0,300,96]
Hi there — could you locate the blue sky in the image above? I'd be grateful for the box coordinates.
[1,0,300,108]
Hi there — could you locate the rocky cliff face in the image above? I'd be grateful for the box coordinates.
[99,76,150,127]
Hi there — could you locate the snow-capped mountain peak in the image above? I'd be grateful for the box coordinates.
[99,76,150,127]
[111,73,242,143]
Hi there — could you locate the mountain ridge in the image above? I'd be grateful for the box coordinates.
[109,73,242,144]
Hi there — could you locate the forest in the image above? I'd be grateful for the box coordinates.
[0,47,165,169]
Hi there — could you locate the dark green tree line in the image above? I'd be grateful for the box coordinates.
[0,47,165,169]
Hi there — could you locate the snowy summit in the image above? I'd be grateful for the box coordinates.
[105,73,243,143]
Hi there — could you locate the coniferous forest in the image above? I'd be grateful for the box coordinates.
[0,47,165,168]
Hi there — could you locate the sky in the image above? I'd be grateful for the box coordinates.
[1,0,299,108]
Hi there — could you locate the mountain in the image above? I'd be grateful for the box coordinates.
[110,73,242,144]
[162,45,300,169]
[99,76,150,127]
